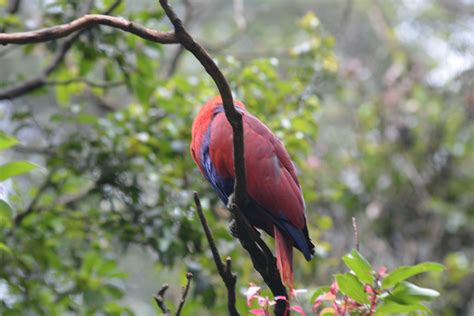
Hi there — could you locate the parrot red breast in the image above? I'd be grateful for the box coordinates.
[190,96,314,290]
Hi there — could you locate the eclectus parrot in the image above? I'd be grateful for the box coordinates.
[190,96,314,290]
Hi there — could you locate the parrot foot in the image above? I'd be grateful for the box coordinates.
[229,218,261,239]
[226,193,235,210]
[229,219,239,238]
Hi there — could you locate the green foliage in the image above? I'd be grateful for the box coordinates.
[0,131,18,150]
[342,249,374,285]
[313,249,444,315]
[0,131,38,181]
[0,161,39,181]
[0,0,471,315]
[335,273,370,305]
[381,262,445,289]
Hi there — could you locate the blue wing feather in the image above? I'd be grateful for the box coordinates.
[201,122,234,205]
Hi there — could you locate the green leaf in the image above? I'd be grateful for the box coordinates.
[0,131,18,151]
[0,199,13,228]
[342,249,374,284]
[0,161,39,181]
[0,242,12,255]
[375,301,431,315]
[382,262,445,289]
[77,113,98,125]
[335,273,370,304]
[389,281,440,305]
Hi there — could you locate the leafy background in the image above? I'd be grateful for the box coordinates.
[0,0,473,315]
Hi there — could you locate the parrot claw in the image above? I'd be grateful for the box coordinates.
[226,193,235,210]
[229,219,239,238]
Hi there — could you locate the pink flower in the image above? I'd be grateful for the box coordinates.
[312,292,336,311]
[364,285,374,295]
[257,296,271,307]
[250,309,270,315]
[330,281,339,295]
[377,266,387,277]
[246,283,262,306]
[290,305,307,315]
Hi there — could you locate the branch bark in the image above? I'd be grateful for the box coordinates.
[0,14,176,46]
[176,272,193,316]
[194,193,239,316]
[154,284,171,316]
[13,169,56,226]
[158,1,288,312]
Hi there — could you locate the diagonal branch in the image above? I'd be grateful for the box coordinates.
[13,168,56,226]
[194,193,239,316]
[154,284,171,316]
[159,0,288,313]
[176,272,193,316]
[153,272,193,316]
[158,0,247,214]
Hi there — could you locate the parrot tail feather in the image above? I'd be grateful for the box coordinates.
[274,226,294,293]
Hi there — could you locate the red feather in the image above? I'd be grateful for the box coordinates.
[209,106,305,228]
[191,96,314,291]
[275,226,294,290]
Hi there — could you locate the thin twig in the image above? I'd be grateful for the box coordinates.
[194,193,239,316]
[45,78,124,89]
[352,217,359,251]
[194,193,226,276]
[165,0,194,78]
[154,284,171,316]
[13,169,56,226]
[176,272,193,316]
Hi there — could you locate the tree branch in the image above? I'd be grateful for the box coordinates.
[0,14,176,46]
[159,0,247,213]
[45,78,124,89]
[176,272,193,316]
[194,193,239,316]
[154,284,171,316]
[153,273,193,316]
[160,1,288,313]
[13,169,56,226]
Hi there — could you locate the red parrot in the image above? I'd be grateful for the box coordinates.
[190,96,314,290]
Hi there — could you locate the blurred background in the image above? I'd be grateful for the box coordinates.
[0,0,473,315]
